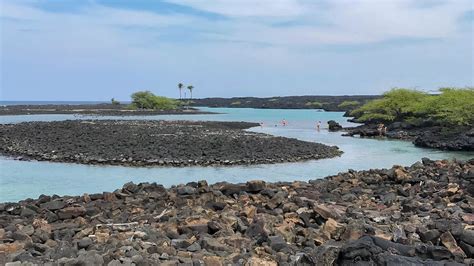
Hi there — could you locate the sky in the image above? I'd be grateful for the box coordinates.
[0,0,473,101]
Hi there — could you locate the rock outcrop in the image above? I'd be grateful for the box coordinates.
[1,159,473,265]
[0,120,342,167]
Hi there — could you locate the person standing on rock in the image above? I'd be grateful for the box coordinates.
[377,123,385,136]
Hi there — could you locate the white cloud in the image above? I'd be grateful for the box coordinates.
[165,0,470,45]
[1,0,472,99]
[165,0,307,18]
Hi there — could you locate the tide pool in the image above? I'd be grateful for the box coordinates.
[1,107,472,202]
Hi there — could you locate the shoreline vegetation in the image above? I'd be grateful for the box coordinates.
[0,91,207,116]
[343,88,474,151]
[0,95,379,116]
[0,120,342,167]
[0,159,473,264]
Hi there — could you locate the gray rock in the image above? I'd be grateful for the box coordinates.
[40,200,66,211]
[200,237,227,252]
[268,235,287,252]
[171,239,192,249]
[177,186,196,195]
[246,180,266,193]
[461,230,474,246]
[76,251,104,265]
[78,237,93,249]
[187,242,201,252]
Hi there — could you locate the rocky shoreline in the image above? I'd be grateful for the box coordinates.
[190,95,380,111]
[0,104,213,116]
[0,120,341,166]
[343,123,474,151]
[0,159,473,265]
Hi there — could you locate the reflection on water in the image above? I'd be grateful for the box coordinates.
[1,107,472,202]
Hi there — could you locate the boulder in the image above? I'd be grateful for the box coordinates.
[58,206,86,219]
[327,120,343,131]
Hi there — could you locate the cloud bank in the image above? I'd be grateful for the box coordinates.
[1,0,472,100]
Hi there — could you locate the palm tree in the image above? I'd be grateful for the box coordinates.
[178,83,184,100]
[187,85,194,99]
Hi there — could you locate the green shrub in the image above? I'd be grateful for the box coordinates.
[305,101,323,108]
[338,100,360,109]
[231,101,241,105]
[422,88,474,126]
[351,88,474,126]
[130,91,178,110]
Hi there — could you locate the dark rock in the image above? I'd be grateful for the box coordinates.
[245,219,268,240]
[246,180,266,193]
[40,200,66,211]
[418,228,441,243]
[268,235,287,252]
[459,241,474,257]
[58,206,86,219]
[171,239,192,249]
[78,237,93,249]
[205,201,226,211]
[0,120,341,167]
[460,230,474,246]
[177,186,197,195]
[0,159,472,265]
[20,207,37,218]
[200,237,227,252]
[187,242,201,252]
[328,120,343,131]
[382,192,397,206]
[220,183,245,196]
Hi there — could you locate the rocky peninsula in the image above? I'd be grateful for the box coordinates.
[0,104,213,116]
[343,123,474,151]
[342,88,474,151]
[0,159,473,265]
[0,120,341,166]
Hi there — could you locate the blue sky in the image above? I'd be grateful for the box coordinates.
[1,0,473,100]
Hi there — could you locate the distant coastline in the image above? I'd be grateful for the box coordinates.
[0,101,118,106]
[1,94,381,112]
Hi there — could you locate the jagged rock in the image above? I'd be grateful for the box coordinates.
[246,180,266,193]
[267,235,287,252]
[40,200,66,211]
[200,237,227,252]
[58,206,86,219]
[177,186,196,195]
[0,160,472,265]
[440,231,466,259]
[461,230,474,246]
[328,120,343,131]
[78,237,93,249]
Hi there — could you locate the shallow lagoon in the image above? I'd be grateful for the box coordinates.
[1,107,472,202]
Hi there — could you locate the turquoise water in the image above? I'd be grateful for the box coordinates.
[1,107,472,202]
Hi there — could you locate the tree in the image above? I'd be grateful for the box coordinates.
[350,87,474,126]
[111,98,120,105]
[187,85,194,99]
[178,83,184,100]
[350,88,428,123]
[338,101,360,109]
[421,88,474,126]
[130,91,178,110]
